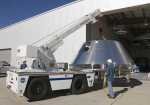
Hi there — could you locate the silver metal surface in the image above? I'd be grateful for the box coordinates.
[73,40,133,65]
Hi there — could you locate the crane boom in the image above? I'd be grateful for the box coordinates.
[34,9,102,52]
[16,9,102,70]
[37,9,102,65]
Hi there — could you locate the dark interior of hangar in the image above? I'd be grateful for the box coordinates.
[87,3,150,72]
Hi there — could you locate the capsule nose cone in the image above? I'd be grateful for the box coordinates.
[73,40,133,65]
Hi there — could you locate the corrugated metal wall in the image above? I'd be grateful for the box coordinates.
[0,49,11,64]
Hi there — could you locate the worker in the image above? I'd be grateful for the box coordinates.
[20,61,27,69]
[105,59,115,98]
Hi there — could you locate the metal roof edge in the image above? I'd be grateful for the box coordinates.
[102,3,150,15]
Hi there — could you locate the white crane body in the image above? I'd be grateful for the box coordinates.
[6,9,104,101]
[14,9,102,71]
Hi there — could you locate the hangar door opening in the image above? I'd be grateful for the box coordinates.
[87,3,150,72]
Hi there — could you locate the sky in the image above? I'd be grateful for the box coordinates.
[0,0,75,28]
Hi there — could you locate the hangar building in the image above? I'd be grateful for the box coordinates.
[0,0,150,72]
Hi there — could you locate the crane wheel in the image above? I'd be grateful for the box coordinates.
[71,75,87,94]
[26,78,49,101]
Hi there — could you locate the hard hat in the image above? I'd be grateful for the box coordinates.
[107,59,112,63]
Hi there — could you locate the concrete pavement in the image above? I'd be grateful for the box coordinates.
[0,74,150,105]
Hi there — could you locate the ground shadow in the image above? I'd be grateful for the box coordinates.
[28,89,72,102]
[113,77,143,88]
[28,78,143,102]
[108,78,142,98]
[115,87,128,98]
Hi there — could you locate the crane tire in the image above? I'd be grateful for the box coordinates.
[26,78,49,101]
[71,75,88,94]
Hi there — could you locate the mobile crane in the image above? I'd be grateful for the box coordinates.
[6,9,104,101]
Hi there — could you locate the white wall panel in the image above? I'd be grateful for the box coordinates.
[54,26,86,63]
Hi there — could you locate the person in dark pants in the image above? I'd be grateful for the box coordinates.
[20,61,27,69]
[106,59,116,98]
